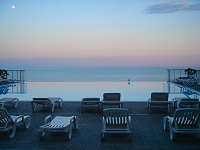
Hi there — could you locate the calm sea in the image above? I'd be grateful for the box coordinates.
[1,66,199,101]
[25,66,169,82]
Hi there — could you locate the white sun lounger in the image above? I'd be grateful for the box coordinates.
[163,108,200,141]
[38,115,78,141]
[31,97,63,113]
[0,108,31,139]
[101,108,132,142]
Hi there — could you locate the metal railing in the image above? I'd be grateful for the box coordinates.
[166,69,200,96]
[6,70,26,82]
[0,70,26,95]
[167,69,200,82]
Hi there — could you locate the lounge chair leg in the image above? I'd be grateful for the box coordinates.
[74,116,79,130]
[51,104,55,113]
[22,116,31,129]
[170,131,175,142]
[128,133,132,142]
[163,117,168,131]
[33,103,37,113]
[59,100,62,108]
[101,133,104,142]
[148,104,151,114]
[6,127,16,139]
[169,123,175,142]
[67,120,73,140]
[39,131,45,140]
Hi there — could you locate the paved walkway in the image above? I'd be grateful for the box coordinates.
[0,102,199,150]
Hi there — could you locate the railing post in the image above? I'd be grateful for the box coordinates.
[167,69,170,82]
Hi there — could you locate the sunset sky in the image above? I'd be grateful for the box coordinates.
[0,0,200,68]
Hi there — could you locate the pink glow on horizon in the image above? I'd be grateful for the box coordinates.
[0,1,200,68]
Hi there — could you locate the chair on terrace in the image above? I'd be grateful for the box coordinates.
[184,76,200,88]
[81,98,100,113]
[38,115,78,141]
[0,108,31,139]
[163,108,200,141]
[175,76,193,84]
[101,108,132,142]
[31,97,63,113]
[147,92,171,114]
[176,98,199,108]
[101,93,122,112]
[0,98,19,108]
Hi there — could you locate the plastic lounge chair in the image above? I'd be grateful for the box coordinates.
[0,98,19,108]
[0,108,31,139]
[0,76,16,85]
[101,93,122,112]
[176,98,199,108]
[175,76,192,85]
[147,92,171,114]
[38,115,78,141]
[163,108,200,141]
[31,97,63,113]
[101,108,132,142]
[81,98,100,113]
[184,76,200,88]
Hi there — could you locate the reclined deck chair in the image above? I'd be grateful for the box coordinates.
[147,92,171,114]
[176,98,199,109]
[101,108,132,142]
[184,76,200,88]
[31,97,63,113]
[0,98,19,108]
[0,76,16,85]
[0,108,31,139]
[163,108,200,141]
[175,76,193,85]
[38,115,78,141]
[101,93,122,112]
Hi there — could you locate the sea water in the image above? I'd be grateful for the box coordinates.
[1,66,199,101]
[25,66,168,82]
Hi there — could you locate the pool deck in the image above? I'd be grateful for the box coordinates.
[1,101,200,150]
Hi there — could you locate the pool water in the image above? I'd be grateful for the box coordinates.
[1,81,199,101]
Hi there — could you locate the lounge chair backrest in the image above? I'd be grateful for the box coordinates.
[151,92,168,101]
[32,98,51,105]
[174,108,200,128]
[0,108,14,127]
[32,98,50,101]
[82,98,100,101]
[103,108,129,126]
[178,98,199,108]
[103,93,121,101]
[180,98,199,102]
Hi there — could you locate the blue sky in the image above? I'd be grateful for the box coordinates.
[0,0,200,68]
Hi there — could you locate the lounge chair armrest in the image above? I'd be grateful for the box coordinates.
[12,115,23,123]
[127,116,131,130]
[147,98,151,108]
[167,116,175,128]
[147,98,151,102]
[44,115,52,125]
[102,117,106,131]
